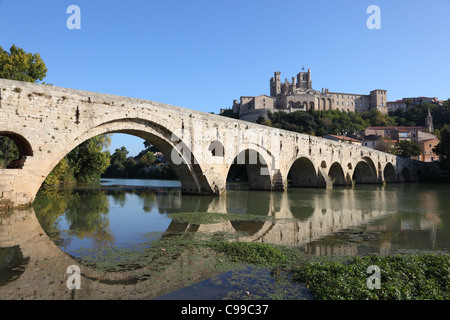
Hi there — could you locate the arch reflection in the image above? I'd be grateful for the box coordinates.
[1,182,446,299]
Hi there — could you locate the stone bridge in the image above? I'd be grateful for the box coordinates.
[0,79,436,208]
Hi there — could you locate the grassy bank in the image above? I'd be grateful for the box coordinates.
[292,253,449,300]
[73,211,449,300]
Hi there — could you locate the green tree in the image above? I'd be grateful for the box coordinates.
[104,146,129,177]
[66,135,111,183]
[433,124,450,169]
[0,44,47,83]
[394,140,421,158]
[0,136,19,168]
[44,158,76,186]
[139,151,156,166]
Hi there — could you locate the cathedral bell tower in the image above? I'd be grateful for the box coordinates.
[425,108,434,132]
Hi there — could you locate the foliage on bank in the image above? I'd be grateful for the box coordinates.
[251,101,450,137]
[292,253,450,300]
[103,145,178,180]
[44,135,112,186]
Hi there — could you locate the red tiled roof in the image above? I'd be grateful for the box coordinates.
[327,134,361,142]
[365,126,425,130]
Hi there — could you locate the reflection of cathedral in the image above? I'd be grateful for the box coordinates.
[232,69,388,122]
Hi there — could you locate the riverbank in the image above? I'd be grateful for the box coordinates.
[72,210,449,300]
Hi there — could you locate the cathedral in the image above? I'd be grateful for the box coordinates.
[232,69,388,122]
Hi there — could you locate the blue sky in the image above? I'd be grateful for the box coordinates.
[1,0,449,156]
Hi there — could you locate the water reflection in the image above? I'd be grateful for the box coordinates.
[31,181,450,257]
[0,180,449,299]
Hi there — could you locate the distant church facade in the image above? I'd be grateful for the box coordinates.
[232,69,388,122]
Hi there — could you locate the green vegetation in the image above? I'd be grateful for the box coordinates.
[210,241,300,267]
[44,135,112,186]
[168,212,271,225]
[258,108,383,137]
[253,101,450,137]
[0,136,19,168]
[102,144,177,180]
[66,135,112,183]
[292,253,450,300]
[394,140,422,158]
[0,44,47,83]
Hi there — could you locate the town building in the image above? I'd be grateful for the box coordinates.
[418,138,440,162]
[387,100,408,112]
[387,97,441,113]
[232,69,388,122]
[360,109,439,162]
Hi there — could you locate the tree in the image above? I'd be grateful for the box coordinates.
[0,136,19,168]
[0,44,47,83]
[433,124,450,169]
[44,158,75,186]
[394,140,421,158]
[374,137,395,154]
[66,135,111,183]
[103,146,129,177]
[139,151,156,166]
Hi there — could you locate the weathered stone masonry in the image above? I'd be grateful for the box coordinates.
[0,79,436,208]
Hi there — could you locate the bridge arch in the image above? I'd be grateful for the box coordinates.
[352,157,378,184]
[0,131,33,168]
[328,162,347,186]
[383,162,397,183]
[287,156,317,188]
[37,118,213,197]
[401,167,412,182]
[226,145,272,191]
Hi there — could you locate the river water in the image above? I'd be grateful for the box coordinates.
[0,179,449,300]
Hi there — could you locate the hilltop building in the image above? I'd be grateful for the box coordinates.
[387,97,441,112]
[361,109,439,162]
[232,69,388,122]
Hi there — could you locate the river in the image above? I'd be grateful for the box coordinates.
[0,179,449,300]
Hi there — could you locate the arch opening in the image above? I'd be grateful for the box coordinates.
[39,119,213,198]
[328,162,347,186]
[401,167,412,182]
[226,148,271,191]
[352,158,378,184]
[288,157,317,188]
[383,162,397,183]
[208,140,224,157]
[0,132,33,169]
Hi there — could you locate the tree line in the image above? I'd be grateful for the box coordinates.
[256,102,450,137]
